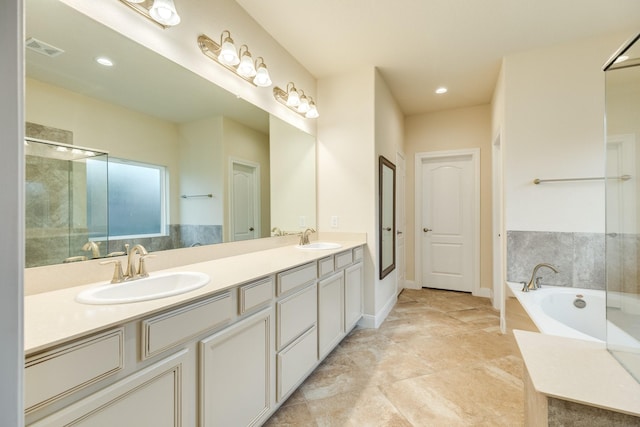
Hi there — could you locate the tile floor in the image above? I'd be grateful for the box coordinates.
[265,288,525,426]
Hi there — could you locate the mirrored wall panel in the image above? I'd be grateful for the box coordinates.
[25,0,316,267]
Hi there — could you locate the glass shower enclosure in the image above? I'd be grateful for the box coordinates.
[604,32,640,382]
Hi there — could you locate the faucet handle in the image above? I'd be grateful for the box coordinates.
[100,259,125,284]
[138,254,156,278]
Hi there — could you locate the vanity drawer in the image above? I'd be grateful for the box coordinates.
[353,246,364,262]
[276,262,317,296]
[25,328,124,413]
[277,326,317,402]
[335,250,354,269]
[318,256,335,277]
[277,283,317,350]
[239,277,273,315]
[141,291,232,359]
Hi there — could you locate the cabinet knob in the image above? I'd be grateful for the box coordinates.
[249,227,255,231]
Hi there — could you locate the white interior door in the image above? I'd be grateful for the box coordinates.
[396,152,406,295]
[230,160,260,241]
[420,154,475,293]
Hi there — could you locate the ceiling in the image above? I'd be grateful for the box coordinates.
[235,0,640,115]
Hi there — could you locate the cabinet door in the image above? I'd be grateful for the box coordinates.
[200,308,272,427]
[30,349,189,427]
[345,262,364,331]
[318,272,344,359]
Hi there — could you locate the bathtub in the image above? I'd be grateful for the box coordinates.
[507,282,640,352]
[507,282,606,342]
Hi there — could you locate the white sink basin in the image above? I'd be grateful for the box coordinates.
[295,242,342,250]
[76,272,210,305]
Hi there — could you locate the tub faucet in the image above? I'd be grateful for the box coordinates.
[522,263,559,292]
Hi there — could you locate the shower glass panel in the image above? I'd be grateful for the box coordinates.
[604,33,640,382]
[25,138,108,267]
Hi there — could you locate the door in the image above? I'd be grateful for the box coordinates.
[230,160,260,241]
[419,152,477,293]
[396,152,406,295]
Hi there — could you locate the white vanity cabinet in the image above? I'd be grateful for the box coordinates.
[25,243,366,427]
[199,307,273,427]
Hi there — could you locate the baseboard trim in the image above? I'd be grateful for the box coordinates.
[357,291,398,329]
[474,287,492,299]
[404,280,420,290]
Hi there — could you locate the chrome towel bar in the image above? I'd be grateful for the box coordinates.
[533,174,631,185]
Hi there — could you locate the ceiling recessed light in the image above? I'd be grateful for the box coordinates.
[435,87,448,94]
[95,56,114,67]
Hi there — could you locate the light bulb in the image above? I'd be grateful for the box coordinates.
[218,36,240,66]
[286,87,300,107]
[297,95,310,113]
[149,0,181,26]
[435,87,448,94]
[237,53,257,77]
[253,63,272,87]
[305,102,319,118]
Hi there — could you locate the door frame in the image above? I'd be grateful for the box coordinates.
[414,148,480,296]
[396,151,406,296]
[228,157,261,242]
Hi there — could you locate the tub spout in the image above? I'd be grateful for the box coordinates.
[523,263,559,292]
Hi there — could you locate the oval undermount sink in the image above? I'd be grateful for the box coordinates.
[76,272,210,305]
[295,242,342,250]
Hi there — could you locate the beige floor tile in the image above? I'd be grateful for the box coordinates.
[380,374,496,426]
[269,288,525,425]
[307,386,412,427]
[263,402,317,427]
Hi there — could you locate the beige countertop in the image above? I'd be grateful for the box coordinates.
[25,239,365,355]
[514,330,640,417]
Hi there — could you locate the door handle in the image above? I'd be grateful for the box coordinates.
[423,228,432,232]
[397,230,403,235]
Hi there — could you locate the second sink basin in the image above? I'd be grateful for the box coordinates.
[295,242,342,250]
[76,272,210,305]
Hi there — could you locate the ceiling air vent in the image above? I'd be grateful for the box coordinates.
[25,37,64,57]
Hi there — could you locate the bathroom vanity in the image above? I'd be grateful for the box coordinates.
[24,241,365,426]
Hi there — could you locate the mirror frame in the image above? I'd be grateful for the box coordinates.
[379,155,396,279]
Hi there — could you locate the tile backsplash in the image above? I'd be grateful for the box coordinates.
[507,230,605,290]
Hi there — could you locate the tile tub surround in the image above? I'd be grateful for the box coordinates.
[266,288,525,426]
[507,230,605,290]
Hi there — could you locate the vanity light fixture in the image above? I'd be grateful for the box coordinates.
[119,0,181,28]
[197,33,273,87]
[273,83,320,118]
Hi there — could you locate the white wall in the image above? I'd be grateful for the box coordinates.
[0,0,24,424]
[374,70,404,314]
[503,32,632,233]
[405,105,493,290]
[178,116,224,225]
[317,67,404,325]
[270,116,316,233]
[59,0,317,137]
[318,67,376,315]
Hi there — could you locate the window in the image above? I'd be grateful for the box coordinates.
[87,157,168,239]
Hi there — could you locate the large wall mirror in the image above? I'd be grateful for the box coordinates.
[379,156,396,279]
[25,0,316,267]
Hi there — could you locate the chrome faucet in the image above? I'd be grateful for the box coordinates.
[522,263,559,292]
[82,241,101,258]
[299,228,316,245]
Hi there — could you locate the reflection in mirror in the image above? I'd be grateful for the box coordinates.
[379,156,396,279]
[604,32,640,381]
[25,0,316,267]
